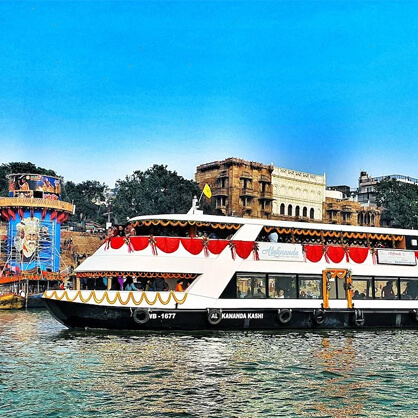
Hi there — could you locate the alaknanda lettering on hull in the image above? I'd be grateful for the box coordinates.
[221,312,264,319]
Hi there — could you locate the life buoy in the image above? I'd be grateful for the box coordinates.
[313,309,325,325]
[207,308,222,325]
[411,309,418,323]
[133,308,150,325]
[278,309,292,324]
[353,309,365,327]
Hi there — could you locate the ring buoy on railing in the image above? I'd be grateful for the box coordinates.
[207,308,222,325]
[411,309,418,323]
[133,308,150,325]
[352,309,365,327]
[312,309,325,325]
[277,309,292,324]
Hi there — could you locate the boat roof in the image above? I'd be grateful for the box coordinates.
[129,213,418,236]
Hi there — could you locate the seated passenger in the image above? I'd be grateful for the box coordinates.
[276,289,285,298]
[111,278,122,290]
[382,281,395,299]
[175,279,184,292]
[253,288,265,298]
[146,278,156,291]
[268,232,278,242]
[123,276,140,291]
[353,290,360,299]
[154,277,169,291]
[403,281,418,299]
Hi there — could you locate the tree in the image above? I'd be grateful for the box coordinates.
[375,178,418,229]
[112,164,204,223]
[0,162,57,196]
[62,180,108,225]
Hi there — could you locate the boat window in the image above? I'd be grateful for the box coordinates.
[400,278,418,300]
[268,274,297,299]
[298,275,322,299]
[236,273,266,299]
[374,277,399,299]
[351,277,373,299]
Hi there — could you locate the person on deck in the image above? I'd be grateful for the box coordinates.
[154,277,169,291]
[175,279,184,292]
[382,281,395,299]
[123,276,140,291]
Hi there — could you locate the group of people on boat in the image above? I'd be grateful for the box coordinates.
[80,275,192,292]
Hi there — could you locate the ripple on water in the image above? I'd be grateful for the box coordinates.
[0,311,417,417]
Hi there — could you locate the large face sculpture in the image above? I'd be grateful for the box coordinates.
[16,217,40,260]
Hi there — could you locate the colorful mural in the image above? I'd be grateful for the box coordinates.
[8,174,61,200]
[7,209,61,273]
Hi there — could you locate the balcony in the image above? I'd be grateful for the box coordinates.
[240,171,253,180]
[212,187,229,197]
[259,190,273,200]
[240,188,256,197]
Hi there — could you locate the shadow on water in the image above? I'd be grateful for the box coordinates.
[1,310,417,417]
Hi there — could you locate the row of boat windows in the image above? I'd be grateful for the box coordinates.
[220,273,418,300]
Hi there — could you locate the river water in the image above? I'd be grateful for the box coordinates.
[0,310,417,417]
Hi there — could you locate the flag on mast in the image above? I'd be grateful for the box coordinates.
[203,184,212,198]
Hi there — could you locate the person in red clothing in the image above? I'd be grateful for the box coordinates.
[175,279,184,292]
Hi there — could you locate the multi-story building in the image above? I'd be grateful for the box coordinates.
[325,185,381,227]
[195,158,326,221]
[195,158,274,218]
[357,171,418,207]
[271,167,326,222]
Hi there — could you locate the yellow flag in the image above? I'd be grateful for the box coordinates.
[203,184,212,198]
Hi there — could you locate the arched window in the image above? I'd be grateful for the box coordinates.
[303,207,308,217]
[288,204,293,216]
[310,208,315,219]
[365,213,370,225]
[295,206,300,217]
[358,213,363,225]
[371,214,375,226]
[280,203,285,215]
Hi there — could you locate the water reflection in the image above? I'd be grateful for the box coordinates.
[0,311,417,417]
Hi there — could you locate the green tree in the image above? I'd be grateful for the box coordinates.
[0,162,57,196]
[112,164,206,223]
[375,178,418,229]
[62,180,108,225]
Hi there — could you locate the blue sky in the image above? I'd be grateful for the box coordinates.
[2,1,418,189]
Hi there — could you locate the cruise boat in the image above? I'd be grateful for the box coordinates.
[43,205,418,330]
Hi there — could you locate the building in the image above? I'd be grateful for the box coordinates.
[195,158,326,222]
[195,158,274,218]
[271,167,326,222]
[357,171,418,207]
[324,185,381,227]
